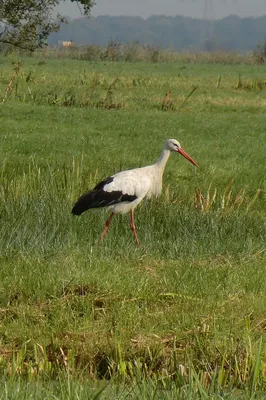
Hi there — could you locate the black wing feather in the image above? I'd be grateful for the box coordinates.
[72,176,137,216]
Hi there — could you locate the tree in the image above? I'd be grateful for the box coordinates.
[253,36,266,63]
[0,0,95,51]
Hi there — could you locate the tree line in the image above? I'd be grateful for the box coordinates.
[1,1,266,53]
[49,14,266,52]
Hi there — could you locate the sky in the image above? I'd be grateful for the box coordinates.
[56,0,266,20]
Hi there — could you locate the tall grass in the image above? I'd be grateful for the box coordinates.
[10,42,260,65]
[2,55,266,115]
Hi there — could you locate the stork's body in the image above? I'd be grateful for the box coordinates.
[72,139,198,245]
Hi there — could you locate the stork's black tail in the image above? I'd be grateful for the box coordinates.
[72,191,95,215]
[72,176,137,216]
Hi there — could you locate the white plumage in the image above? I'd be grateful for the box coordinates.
[72,139,198,245]
[104,171,151,214]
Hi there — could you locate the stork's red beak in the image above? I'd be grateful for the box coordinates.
[177,148,198,167]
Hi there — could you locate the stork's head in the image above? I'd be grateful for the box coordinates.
[165,139,198,167]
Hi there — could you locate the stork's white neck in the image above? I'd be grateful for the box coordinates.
[154,148,171,174]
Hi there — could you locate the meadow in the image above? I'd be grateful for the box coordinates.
[0,52,266,398]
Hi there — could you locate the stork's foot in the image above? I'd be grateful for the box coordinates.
[99,212,115,242]
[130,225,140,246]
[129,210,141,246]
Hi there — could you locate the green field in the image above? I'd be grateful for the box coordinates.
[0,54,266,399]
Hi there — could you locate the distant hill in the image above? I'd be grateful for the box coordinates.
[48,15,266,52]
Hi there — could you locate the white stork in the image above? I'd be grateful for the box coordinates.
[72,139,198,245]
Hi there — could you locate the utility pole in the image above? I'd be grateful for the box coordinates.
[201,0,215,50]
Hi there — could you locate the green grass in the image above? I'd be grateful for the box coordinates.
[2,375,266,400]
[1,55,266,112]
[0,55,266,398]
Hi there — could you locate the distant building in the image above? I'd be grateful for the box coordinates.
[58,40,74,48]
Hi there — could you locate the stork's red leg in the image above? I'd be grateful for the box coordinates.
[100,212,115,241]
[130,210,140,246]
